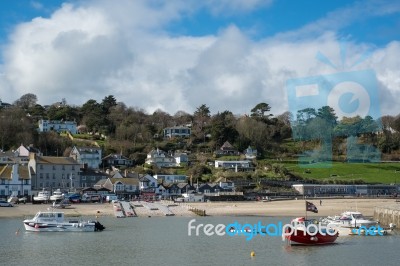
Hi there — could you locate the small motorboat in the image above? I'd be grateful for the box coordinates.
[23,211,105,232]
[50,189,64,201]
[320,211,377,228]
[283,217,339,245]
[34,190,50,202]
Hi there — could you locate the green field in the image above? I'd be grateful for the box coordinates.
[285,161,400,184]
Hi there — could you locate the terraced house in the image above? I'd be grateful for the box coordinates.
[70,146,102,169]
[28,153,80,192]
[0,164,31,198]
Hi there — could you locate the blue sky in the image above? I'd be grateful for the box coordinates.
[0,0,399,117]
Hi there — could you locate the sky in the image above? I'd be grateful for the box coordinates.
[0,0,399,117]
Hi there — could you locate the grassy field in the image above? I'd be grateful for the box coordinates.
[285,161,400,184]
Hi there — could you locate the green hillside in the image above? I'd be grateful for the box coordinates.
[286,161,400,184]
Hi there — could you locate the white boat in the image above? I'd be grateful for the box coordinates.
[50,189,64,201]
[34,190,50,202]
[23,211,105,232]
[321,211,378,228]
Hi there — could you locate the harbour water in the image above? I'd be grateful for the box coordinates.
[1,216,399,266]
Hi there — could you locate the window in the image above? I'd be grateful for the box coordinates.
[53,173,56,179]
[62,166,65,170]
[82,176,86,180]
[40,165,43,170]
[53,166,56,170]
[92,177,96,181]
[62,174,64,179]
[46,173,50,179]
[40,173,43,179]
[72,166,75,170]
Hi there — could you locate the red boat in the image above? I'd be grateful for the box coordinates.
[283,217,339,245]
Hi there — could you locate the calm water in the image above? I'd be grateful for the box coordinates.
[1,216,399,266]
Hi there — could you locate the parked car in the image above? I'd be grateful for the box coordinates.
[0,200,13,207]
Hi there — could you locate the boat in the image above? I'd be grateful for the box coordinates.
[283,217,339,245]
[50,189,64,201]
[23,210,105,232]
[33,190,50,202]
[320,211,378,228]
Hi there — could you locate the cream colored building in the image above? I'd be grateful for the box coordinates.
[28,153,80,191]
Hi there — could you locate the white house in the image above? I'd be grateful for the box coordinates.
[174,152,189,166]
[214,160,253,171]
[180,192,204,202]
[244,146,257,159]
[38,119,77,134]
[0,164,32,198]
[154,174,187,184]
[138,174,158,190]
[145,149,177,168]
[0,145,41,165]
[163,126,191,138]
[70,146,102,169]
[215,177,235,191]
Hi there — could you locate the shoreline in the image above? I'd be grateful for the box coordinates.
[0,198,396,219]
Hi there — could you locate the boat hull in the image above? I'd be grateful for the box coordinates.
[50,196,64,201]
[284,229,338,245]
[23,221,97,232]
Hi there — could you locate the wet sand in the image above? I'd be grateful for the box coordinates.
[0,198,396,218]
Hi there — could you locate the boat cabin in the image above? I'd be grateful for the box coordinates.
[33,211,65,223]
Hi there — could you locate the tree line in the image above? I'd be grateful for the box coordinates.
[1,93,400,163]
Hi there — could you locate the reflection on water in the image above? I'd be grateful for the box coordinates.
[1,216,399,266]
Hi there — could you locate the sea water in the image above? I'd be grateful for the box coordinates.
[1,216,399,266]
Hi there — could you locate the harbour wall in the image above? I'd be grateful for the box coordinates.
[374,205,400,227]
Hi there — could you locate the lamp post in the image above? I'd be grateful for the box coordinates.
[70,173,73,191]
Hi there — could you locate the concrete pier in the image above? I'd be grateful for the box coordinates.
[374,204,400,227]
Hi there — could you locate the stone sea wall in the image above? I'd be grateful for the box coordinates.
[374,205,400,227]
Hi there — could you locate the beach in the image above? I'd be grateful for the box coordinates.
[0,198,396,218]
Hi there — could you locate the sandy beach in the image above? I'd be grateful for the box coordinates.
[0,198,397,219]
[188,198,397,217]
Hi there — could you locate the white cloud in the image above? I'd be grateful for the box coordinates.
[204,0,273,16]
[0,0,399,119]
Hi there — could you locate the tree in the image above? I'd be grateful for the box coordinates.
[192,104,211,141]
[251,102,272,118]
[317,106,337,126]
[80,99,106,133]
[173,110,192,126]
[210,111,238,147]
[14,93,38,110]
[0,107,35,150]
[101,95,117,114]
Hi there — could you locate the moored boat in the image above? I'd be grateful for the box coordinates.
[320,211,378,228]
[33,190,50,202]
[283,217,339,245]
[23,211,105,232]
[50,189,64,201]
